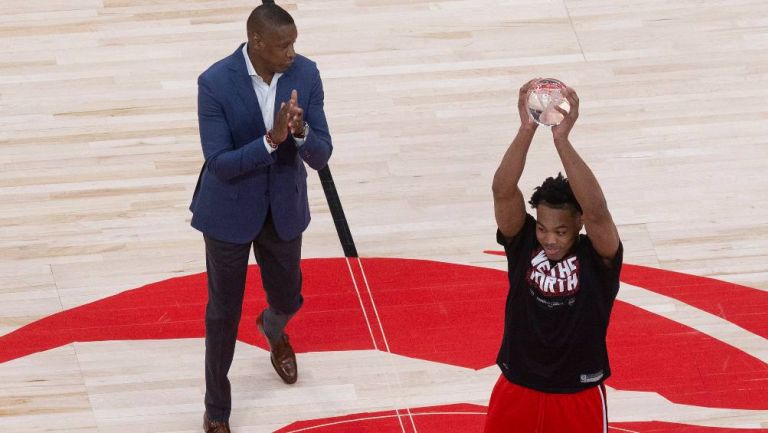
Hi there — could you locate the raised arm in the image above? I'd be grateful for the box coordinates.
[198,76,276,181]
[551,87,620,265]
[493,80,538,238]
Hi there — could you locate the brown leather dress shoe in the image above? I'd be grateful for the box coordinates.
[203,412,231,433]
[257,311,298,384]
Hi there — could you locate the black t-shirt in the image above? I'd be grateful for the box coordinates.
[496,214,623,393]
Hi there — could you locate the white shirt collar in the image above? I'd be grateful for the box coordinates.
[242,44,282,83]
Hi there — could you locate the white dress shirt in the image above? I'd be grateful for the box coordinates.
[242,44,306,154]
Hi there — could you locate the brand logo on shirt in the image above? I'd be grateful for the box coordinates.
[580,369,604,383]
[526,248,581,300]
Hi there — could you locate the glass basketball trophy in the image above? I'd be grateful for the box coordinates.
[527,78,570,126]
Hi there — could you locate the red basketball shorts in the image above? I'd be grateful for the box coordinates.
[483,374,608,433]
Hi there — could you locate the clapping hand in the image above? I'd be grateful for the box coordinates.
[272,89,305,143]
[287,90,306,137]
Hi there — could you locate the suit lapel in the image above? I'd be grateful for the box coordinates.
[228,44,266,134]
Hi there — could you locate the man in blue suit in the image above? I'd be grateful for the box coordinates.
[189,3,332,432]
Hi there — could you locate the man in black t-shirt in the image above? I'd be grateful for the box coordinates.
[484,80,622,433]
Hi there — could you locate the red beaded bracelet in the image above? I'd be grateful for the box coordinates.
[266,130,279,149]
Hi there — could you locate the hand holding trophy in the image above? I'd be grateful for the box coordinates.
[526,78,570,126]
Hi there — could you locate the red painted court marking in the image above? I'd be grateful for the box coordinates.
[610,422,768,433]
[342,257,381,351]
[0,257,766,418]
[343,256,414,433]
[620,264,768,339]
[274,404,486,433]
[608,300,768,409]
[353,257,507,370]
[357,257,422,433]
[274,404,768,433]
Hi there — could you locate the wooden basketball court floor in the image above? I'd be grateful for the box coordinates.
[1,0,767,432]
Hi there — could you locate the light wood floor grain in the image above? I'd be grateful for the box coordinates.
[1,0,767,432]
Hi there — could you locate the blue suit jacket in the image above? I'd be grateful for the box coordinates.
[190,44,333,243]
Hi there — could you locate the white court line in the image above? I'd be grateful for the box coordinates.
[356,257,419,433]
[599,385,608,433]
[608,427,640,433]
[343,258,378,351]
[343,257,408,433]
[285,410,487,432]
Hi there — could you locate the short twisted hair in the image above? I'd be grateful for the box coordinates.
[529,173,582,214]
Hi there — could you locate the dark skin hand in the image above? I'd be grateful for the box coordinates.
[271,89,305,143]
[518,78,540,132]
[288,89,305,137]
[551,86,578,143]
